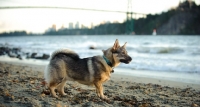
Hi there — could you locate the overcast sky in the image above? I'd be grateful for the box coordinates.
[0,0,199,33]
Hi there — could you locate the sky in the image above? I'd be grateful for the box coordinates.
[0,0,199,33]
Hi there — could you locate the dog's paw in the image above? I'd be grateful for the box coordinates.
[61,93,67,96]
[101,95,109,101]
[50,90,59,98]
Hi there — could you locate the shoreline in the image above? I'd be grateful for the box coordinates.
[0,61,200,106]
[112,72,200,90]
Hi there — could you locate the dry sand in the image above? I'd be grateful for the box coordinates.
[0,61,199,107]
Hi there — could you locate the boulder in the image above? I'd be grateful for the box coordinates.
[35,54,50,60]
[89,45,97,50]
[31,53,37,58]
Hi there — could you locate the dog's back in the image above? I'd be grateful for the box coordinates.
[44,49,98,86]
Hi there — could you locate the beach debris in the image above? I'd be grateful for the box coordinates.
[127,85,141,89]
[12,79,19,83]
[4,90,11,97]
[11,95,15,100]
[191,103,199,107]
[40,93,46,97]
[41,80,47,86]
[30,80,35,84]
[56,103,62,107]
[42,89,51,95]
[138,103,151,107]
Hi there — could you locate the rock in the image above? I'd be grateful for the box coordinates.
[26,53,30,58]
[0,47,22,58]
[56,103,62,107]
[12,48,21,54]
[82,101,94,107]
[8,52,17,58]
[0,47,11,55]
[31,53,37,58]
[89,46,97,50]
[42,54,50,59]
[16,54,22,60]
[35,54,50,59]
[0,47,6,55]
[97,101,112,107]
[11,96,15,100]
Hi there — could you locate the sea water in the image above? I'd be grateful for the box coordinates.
[0,35,200,84]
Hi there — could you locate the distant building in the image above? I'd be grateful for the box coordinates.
[52,24,56,30]
[68,22,74,29]
[91,23,94,29]
[61,25,64,29]
[105,21,111,24]
[45,24,56,33]
[81,24,88,29]
[75,22,79,29]
[113,21,119,23]
[58,25,65,31]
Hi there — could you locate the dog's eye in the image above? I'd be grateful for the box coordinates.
[122,51,127,54]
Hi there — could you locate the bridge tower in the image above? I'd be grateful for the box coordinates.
[126,0,134,34]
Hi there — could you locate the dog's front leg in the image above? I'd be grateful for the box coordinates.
[95,88,100,97]
[94,82,108,100]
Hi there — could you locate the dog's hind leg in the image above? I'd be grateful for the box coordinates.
[49,81,58,98]
[57,79,67,96]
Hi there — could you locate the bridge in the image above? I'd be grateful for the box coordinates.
[0,3,147,34]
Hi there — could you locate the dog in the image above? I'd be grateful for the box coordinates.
[44,39,132,100]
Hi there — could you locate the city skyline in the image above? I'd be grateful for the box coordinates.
[0,0,199,33]
[45,21,112,34]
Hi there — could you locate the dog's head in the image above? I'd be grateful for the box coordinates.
[103,39,132,67]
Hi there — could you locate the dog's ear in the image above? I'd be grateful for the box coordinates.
[122,42,127,48]
[112,39,120,51]
[102,50,105,54]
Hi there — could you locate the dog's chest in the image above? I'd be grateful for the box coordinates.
[100,72,111,82]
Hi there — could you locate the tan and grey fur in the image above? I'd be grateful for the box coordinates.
[44,39,132,100]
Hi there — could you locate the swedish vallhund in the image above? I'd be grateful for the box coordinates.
[44,39,132,100]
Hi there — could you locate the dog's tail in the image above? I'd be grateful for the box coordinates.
[50,49,80,61]
[44,49,80,84]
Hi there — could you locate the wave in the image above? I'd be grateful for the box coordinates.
[135,47,184,54]
[1,35,200,74]
[120,56,200,73]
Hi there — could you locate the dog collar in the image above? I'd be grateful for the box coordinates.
[103,55,112,67]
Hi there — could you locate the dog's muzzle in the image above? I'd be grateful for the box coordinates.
[120,56,132,64]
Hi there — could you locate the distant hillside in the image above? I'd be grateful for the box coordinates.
[135,1,200,35]
[157,1,200,35]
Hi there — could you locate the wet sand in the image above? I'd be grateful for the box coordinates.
[0,61,199,107]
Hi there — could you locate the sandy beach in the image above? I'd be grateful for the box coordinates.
[0,61,199,107]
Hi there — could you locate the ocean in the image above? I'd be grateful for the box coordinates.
[0,35,200,84]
